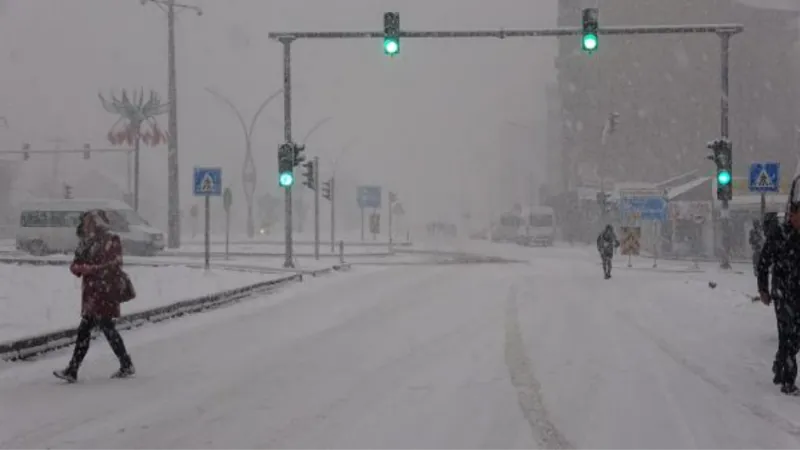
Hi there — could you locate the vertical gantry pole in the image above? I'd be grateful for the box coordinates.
[719,32,732,269]
[282,37,295,268]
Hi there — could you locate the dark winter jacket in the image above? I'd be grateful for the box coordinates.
[597,227,620,256]
[70,229,125,318]
[757,222,800,305]
[749,228,763,253]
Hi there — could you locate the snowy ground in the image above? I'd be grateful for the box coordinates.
[0,265,287,343]
[0,243,797,448]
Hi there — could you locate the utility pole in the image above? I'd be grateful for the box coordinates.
[141,0,202,248]
[313,156,320,260]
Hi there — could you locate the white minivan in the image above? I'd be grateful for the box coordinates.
[516,206,556,247]
[15,198,165,256]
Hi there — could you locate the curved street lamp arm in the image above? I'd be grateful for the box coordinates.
[143,0,203,16]
[248,89,284,140]
[205,87,249,142]
[302,116,333,145]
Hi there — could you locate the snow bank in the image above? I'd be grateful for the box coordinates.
[0,265,282,343]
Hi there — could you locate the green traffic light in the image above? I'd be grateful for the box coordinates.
[279,172,294,187]
[717,170,731,186]
[384,38,399,55]
[582,33,598,52]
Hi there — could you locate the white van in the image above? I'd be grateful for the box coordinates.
[15,198,165,256]
[516,206,556,247]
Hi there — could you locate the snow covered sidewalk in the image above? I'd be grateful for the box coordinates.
[0,265,286,343]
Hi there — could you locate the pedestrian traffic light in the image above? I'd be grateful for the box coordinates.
[322,178,333,201]
[582,8,599,53]
[383,12,400,56]
[707,138,732,201]
[302,160,316,190]
[278,143,294,188]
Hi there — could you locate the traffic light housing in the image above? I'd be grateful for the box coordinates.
[63,184,72,199]
[582,8,599,53]
[22,143,29,161]
[83,143,91,159]
[292,143,306,167]
[322,178,333,201]
[302,160,316,190]
[278,143,294,187]
[383,12,400,56]
[389,191,398,204]
[707,138,732,201]
[608,112,619,133]
[596,191,611,211]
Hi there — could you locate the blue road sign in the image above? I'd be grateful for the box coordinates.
[357,185,382,209]
[749,162,780,193]
[193,167,222,196]
[620,196,667,221]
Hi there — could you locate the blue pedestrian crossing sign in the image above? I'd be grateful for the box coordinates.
[748,162,780,193]
[193,167,222,196]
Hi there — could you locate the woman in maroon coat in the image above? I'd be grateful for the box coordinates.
[54,210,135,383]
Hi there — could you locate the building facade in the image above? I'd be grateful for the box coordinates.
[555,0,800,187]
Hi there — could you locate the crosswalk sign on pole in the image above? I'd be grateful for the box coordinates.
[748,162,780,193]
[193,167,223,196]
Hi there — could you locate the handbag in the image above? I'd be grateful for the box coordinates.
[117,269,136,303]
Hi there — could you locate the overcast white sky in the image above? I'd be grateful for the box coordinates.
[0,0,556,227]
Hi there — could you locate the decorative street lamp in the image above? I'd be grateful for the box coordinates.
[206,87,283,238]
[99,88,169,211]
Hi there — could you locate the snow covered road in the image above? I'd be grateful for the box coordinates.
[0,246,799,448]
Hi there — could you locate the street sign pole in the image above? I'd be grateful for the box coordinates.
[204,194,210,270]
[330,177,336,253]
[193,167,222,271]
[313,156,320,260]
[223,187,232,260]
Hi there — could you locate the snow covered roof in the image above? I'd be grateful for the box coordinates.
[667,177,711,200]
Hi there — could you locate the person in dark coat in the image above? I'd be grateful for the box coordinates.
[597,224,620,279]
[54,210,135,383]
[749,219,764,277]
[758,199,800,395]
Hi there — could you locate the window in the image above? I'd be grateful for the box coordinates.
[20,210,83,228]
[529,214,553,227]
[500,214,521,227]
[105,210,130,232]
[114,209,147,226]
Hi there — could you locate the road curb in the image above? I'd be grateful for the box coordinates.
[0,263,353,362]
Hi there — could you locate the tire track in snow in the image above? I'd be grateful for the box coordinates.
[504,285,572,449]
[615,308,800,440]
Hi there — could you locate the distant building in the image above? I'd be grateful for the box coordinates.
[555,0,800,184]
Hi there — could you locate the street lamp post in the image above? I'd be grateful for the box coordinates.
[141,0,202,248]
[206,87,283,238]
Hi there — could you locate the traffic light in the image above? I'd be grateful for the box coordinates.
[383,12,400,56]
[389,191,398,203]
[322,178,333,201]
[293,143,306,167]
[302,160,316,190]
[22,143,29,161]
[278,143,294,188]
[596,191,611,211]
[707,138,732,201]
[582,8,599,53]
[63,184,72,199]
[83,143,90,159]
[608,112,619,133]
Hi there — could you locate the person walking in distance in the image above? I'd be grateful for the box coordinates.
[54,210,135,383]
[758,179,800,395]
[597,224,620,280]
